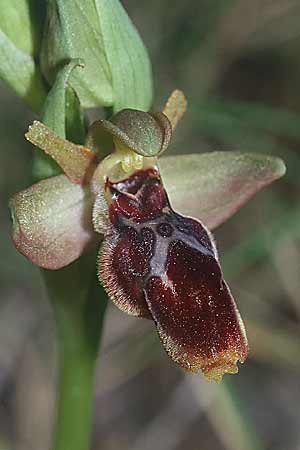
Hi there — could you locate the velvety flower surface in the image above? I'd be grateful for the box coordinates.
[96,166,248,381]
[9,91,286,381]
[10,175,97,269]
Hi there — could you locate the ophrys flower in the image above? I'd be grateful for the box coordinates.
[9,91,285,381]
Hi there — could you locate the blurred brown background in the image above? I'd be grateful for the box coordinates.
[1,1,300,449]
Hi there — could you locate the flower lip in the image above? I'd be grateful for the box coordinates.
[98,166,249,381]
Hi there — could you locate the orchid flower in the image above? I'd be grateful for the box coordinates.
[9,90,285,382]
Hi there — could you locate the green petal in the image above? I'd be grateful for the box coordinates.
[159,152,286,230]
[27,121,96,185]
[163,90,187,130]
[9,175,98,270]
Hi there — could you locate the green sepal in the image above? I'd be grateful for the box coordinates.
[88,109,172,157]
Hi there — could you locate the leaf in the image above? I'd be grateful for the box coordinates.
[95,0,153,112]
[0,29,46,112]
[159,152,286,230]
[9,175,98,270]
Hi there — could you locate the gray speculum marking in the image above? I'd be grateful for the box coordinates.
[121,213,215,286]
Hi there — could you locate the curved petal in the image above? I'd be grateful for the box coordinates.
[9,175,98,269]
[162,89,187,130]
[159,152,286,230]
[26,121,97,184]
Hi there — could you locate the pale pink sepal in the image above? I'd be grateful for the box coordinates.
[9,175,98,269]
[159,152,286,230]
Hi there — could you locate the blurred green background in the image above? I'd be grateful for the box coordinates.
[1,1,300,449]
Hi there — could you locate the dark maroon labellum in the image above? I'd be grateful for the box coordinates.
[98,167,248,381]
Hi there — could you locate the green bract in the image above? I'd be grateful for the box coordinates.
[0,0,46,111]
[0,0,44,56]
[41,0,153,111]
[42,59,84,139]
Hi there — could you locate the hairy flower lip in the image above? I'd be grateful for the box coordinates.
[160,331,248,382]
[98,167,249,382]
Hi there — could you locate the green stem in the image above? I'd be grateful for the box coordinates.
[52,322,98,450]
[44,250,107,450]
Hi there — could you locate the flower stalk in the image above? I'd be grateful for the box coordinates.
[44,255,107,450]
